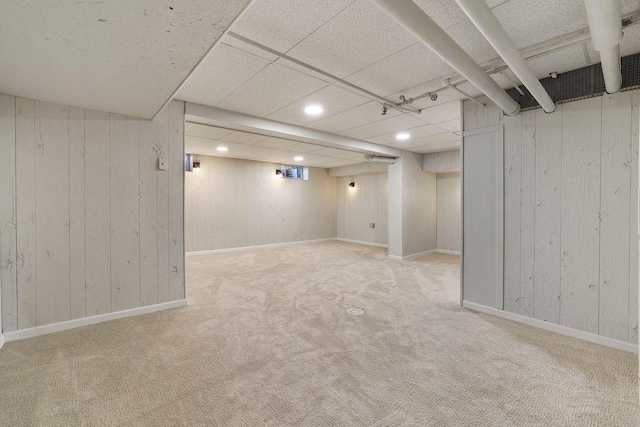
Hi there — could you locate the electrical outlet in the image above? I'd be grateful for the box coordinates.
[370,222,375,228]
[158,157,167,171]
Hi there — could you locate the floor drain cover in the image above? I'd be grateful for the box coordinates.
[347,307,364,316]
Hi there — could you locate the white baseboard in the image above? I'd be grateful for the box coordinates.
[462,300,638,354]
[388,249,437,261]
[335,238,388,248]
[437,249,461,256]
[186,238,335,256]
[0,333,4,351]
[4,299,188,342]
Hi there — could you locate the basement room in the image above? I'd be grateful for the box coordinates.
[0,0,638,425]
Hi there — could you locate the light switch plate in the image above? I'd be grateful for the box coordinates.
[158,157,167,171]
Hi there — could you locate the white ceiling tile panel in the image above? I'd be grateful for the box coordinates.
[217,63,328,117]
[186,138,247,154]
[286,0,417,78]
[435,119,460,133]
[254,137,300,149]
[231,0,356,53]
[266,85,370,126]
[417,101,461,124]
[365,124,446,145]
[307,101,401,133]
[344,43,454,97]
[185,136,215,153]
[186,124,234,140]
[0,0,252,119]
[221,130,270,144]
[340,114,426,140]
[176,43,270,107]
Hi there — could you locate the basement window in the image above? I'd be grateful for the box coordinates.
[279,165,309,180]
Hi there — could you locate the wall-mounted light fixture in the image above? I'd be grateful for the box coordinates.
[193,161,201,172]
[275,169,282,176]
[349,182,355,188]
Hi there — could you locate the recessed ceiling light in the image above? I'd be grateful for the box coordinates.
[217,146,228,152]
[304,105,323,116]
[396,132,410,141]
[294,156,304,161]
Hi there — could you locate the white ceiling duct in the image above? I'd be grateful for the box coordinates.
[455,0,556,113]
[368,0,520,116]
[584,0,623,94]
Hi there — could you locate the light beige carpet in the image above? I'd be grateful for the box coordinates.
[0,241,637,426]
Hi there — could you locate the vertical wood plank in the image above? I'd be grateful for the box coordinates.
[69,107,86,319]
[110,115,141,311]
[140,117,158,306]
[168,100,185,300]
[534,105,562,323]
[0,94,17,332]
[502,113,522,314]
[35,101,70,325]
[15,97,36,329]
[599,92,632,340]
[630,90,639,343]
[156,106,170,303]
[560,97,601,334]
[85,110,111,315]
[463,100,477,132]
[520,111,536,317]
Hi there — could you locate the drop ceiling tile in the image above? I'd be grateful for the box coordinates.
[286,0,417,78]
[255,137,300,149]
[366,124,446,145]
[231,0,355,53]
[217,63,328,116]
[176,43,270,107]
[0,0,252,119]
[279,151,323,163]
[344,43,453,97]
[266,85,370,126]
[324,158,364,167]
[418,101,461,124]
[412,0,509,30]
[435,119,460,133]
[232,145,279,159]
[526,43,589,80]
[185,136,214,153]
[221,130,270,144]
[186,139,247,154]
[340,114,425,140]
[186,123,234,140]
[307,101,401,133]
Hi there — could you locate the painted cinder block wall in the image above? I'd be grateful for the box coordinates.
[0,94,186,333]
[463,91,639,345]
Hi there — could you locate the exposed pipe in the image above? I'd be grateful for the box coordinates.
[584,0,623,94]
[455,0,556,113]
[365,155,396,164]
[443,79,485,107]
[369,0,520,115]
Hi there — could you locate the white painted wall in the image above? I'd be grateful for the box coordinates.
[0,94,185,333]
[437,172,460,253]
[463,91,639,344]
[336,173,388,246]
[184,155,336,252]
[403,151,437,257]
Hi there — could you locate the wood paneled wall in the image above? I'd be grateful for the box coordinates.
[437,172,460,253]
[0,94,185,332]
[336,173,388,246]
[402,151,437,256]
[463,92,639,344]
[184,156,336,252]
